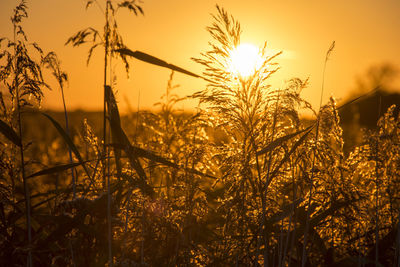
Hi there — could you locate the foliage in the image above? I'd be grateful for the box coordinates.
[1,2,400,267]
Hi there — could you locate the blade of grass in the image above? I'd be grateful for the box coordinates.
[105,85,122,178]
[302,41,335,267]
[115,48,205,79]
[267,127,313,189]
[27,160,92,179]
[105,85,151,200]
[257,126,313,156]
[111,142,217,180]
[41,113,91,179]
[105,85,147,181]
[0,118,22,147]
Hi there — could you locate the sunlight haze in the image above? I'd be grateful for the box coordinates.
[0,0,399,112]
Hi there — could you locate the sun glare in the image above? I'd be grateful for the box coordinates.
[227,43,263,78]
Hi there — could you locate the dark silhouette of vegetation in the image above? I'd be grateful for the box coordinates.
[339,64,400,154]
[340,89,400,129]
[1,2,400,266]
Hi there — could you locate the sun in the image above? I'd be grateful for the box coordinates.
[227,43,263,78]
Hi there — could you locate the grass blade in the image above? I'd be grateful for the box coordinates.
[115,48,202,79]
[267,127,313,188]
[0,118,22,147]
[105,86,150,197]
[27,161,90,179]
[42,113,91,179]
[130,144,217,179]
[257,126,313,156]
[105,86,122,177]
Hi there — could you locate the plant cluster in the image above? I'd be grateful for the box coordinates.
[1,2,400,266]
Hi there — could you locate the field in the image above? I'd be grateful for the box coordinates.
[1,1,400,266]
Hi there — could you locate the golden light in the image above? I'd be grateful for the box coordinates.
[227,43,263,78]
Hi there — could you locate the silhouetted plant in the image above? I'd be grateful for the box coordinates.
[192,5,330,265]
[42,52,76,197]
[66,1,144,265]
[0,1,49,266]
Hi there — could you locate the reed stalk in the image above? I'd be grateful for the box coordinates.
[301,41,335,267]
[13,17,32,267]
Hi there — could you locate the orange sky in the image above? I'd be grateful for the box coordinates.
[1,0,400,112]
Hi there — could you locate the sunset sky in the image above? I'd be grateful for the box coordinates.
[1,0,399,112]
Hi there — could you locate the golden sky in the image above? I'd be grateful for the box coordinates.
[1,0,400,112]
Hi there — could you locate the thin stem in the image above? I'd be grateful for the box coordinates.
[17,79,32,267]
[103,0,109,189]
[374,96,382,266]
[60,80,76,199]
[14,24,32,267]
[302,41,334,267]
[263,89,281,267]
[396,212,400,266]
[103,1,112,266]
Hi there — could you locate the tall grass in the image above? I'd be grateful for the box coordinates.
[0,1,48,265]
[66,1,144,265]
[301,40,335,267]
[1,2,400,266]
[42,52,74,197]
